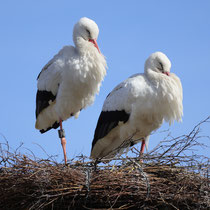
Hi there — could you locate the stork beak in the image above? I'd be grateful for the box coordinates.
[89,39,101,54]
[163,72,170,76]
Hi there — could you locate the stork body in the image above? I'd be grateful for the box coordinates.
[91,52,183,159]
[35,17,107,164]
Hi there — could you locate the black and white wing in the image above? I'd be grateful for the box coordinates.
[36,57,60,117]
[35,46,75,133]
[91,79,135,151]
[91,110,130,150]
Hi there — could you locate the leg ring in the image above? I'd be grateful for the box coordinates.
[58,129,65,138]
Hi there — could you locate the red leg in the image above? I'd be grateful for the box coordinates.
[139,139,145,163]
[140,139,145,155]
[59,120,67,165]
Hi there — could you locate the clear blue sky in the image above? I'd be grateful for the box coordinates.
[1,0,210,162]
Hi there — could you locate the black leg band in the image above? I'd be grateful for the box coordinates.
[58,129,65,138]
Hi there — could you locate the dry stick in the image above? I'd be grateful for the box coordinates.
[0,117,209,209]
[128,158,151,199]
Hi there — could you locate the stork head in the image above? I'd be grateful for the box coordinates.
[73,17,100,53]
[145,52,171,76]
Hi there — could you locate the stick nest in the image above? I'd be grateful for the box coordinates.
[0,117,209,210]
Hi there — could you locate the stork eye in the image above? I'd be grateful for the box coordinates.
[86,29,91,37]
[157,62,164,71]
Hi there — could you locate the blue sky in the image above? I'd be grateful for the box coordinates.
[1,1,210,162]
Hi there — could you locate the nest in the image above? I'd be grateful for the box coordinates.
[0,117,209,210]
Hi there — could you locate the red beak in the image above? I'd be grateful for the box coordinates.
[163,72,170,76]
[89,39,101,54]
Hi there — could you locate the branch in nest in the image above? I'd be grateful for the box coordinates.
[0,117,209,210]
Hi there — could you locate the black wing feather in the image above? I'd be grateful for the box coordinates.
[36,90,59,134]
[91,110,130,150]
[40,121,59,133]
[36,90,56,118]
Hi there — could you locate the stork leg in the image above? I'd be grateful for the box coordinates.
[139,139,145,162]
[58,120,67,165]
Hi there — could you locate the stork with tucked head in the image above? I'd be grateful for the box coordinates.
[35,17,107,164]
[90,52,183,160]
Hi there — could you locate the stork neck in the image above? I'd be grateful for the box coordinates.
[73,37,85,52]
[145,68,158,82]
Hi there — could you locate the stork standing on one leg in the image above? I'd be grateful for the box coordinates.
[90,52,183,160]
[35,17,107,164]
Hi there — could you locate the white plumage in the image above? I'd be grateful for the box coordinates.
[35,17,107,131]
[35,17,107,164]
[91,52,183,159]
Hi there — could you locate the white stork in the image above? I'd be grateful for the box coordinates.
[35,17,107,164]
[91,52,183,160]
